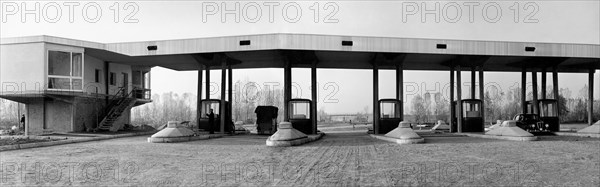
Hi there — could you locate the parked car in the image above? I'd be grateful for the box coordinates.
[513,113,550,132]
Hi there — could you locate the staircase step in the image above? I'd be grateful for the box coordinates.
[98,95,138,131]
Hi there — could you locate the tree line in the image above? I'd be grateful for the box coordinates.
[0,84,598,129]
[411,85,599,124]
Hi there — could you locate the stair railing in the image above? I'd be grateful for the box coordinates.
[97,87,136,129]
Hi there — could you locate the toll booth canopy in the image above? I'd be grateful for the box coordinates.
[378,99,402,134]
[289,99,313,134]
[454,99,484,132]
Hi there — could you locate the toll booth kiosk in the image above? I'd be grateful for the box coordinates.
[526,99,560,132]
[198,99,234,133]
[288,99,313,135]
[255,106,279,135]
[452,99,484,132]
[378,99,403,134]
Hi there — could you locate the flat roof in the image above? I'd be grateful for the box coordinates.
[2,34,599,72]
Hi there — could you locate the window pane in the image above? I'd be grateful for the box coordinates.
[380,102,398,118]
[48,77,71,89]
[72,79,83,90]
[202,102,220,118]
[291,102,309,119]
[48,51,70,76]
[72,53,82,77]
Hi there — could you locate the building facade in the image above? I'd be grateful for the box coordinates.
[1,36,152,135]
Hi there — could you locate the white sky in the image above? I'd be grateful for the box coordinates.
[1,0,599,113]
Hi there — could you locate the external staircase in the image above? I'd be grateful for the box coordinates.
[97,88,137,132]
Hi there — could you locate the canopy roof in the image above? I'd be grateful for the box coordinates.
[2,34,598,72]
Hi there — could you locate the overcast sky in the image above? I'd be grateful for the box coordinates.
[1,0,598,113]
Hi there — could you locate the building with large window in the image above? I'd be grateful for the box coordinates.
[1,36,152,135]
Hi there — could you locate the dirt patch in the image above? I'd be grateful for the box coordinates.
[0,138,55,146]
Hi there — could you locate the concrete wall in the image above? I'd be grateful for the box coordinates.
[25,99,45,135]
[45,99,73,133]
[25,97,114,134]
[0,43,45,94]
[113,109,132,128]
[83,54,106,95]
[73,98,105,132]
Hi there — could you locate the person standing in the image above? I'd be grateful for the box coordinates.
[208,109,215,134]
[20,114,25,131]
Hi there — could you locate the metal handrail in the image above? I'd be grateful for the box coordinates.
[99,87,134,124]
[132,88,151,100]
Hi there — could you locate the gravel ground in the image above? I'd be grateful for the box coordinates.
[0,131,598,186]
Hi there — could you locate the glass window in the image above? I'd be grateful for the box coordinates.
[380,101,400,118]
[48,51,70,76]
[202,101,220,118]
[72,53,82,77]
[48,78,71,89]
[290,101,309,119]
[463,101,481,117]
[47,50,84,90]
[540,102,557,117]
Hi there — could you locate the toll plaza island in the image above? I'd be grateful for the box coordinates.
[1,34,599,139]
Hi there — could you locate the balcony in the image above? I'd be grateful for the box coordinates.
[133,88,151,100]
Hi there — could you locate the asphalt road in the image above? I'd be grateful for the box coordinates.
[1,131,598,186]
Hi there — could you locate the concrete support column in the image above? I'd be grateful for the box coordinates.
[396,64,404,121]
[589,69,595,125]
[24,105,28,136]
[479,66,485,127]
[311,61,317,134]
[104,62,110,105]
[532,70,539,115]
[228,64,233,123]
[197,64,203,127]
[373,63,379,134]
[541,68,547,99]
[471,66,476,99]
[553,66,560,120]
[456,65,462,133]
[284,60,292,121]
[206,65,211,100]
[220,59,226,133]
[521,67,527,113]
[450,65,455,132]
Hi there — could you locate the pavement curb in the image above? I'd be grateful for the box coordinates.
[370,134,425,144]
[147,134,223,143]
[555,132,600,138]
[457,133,538,141]
[0,131,157,152]
[266,132,325,147]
